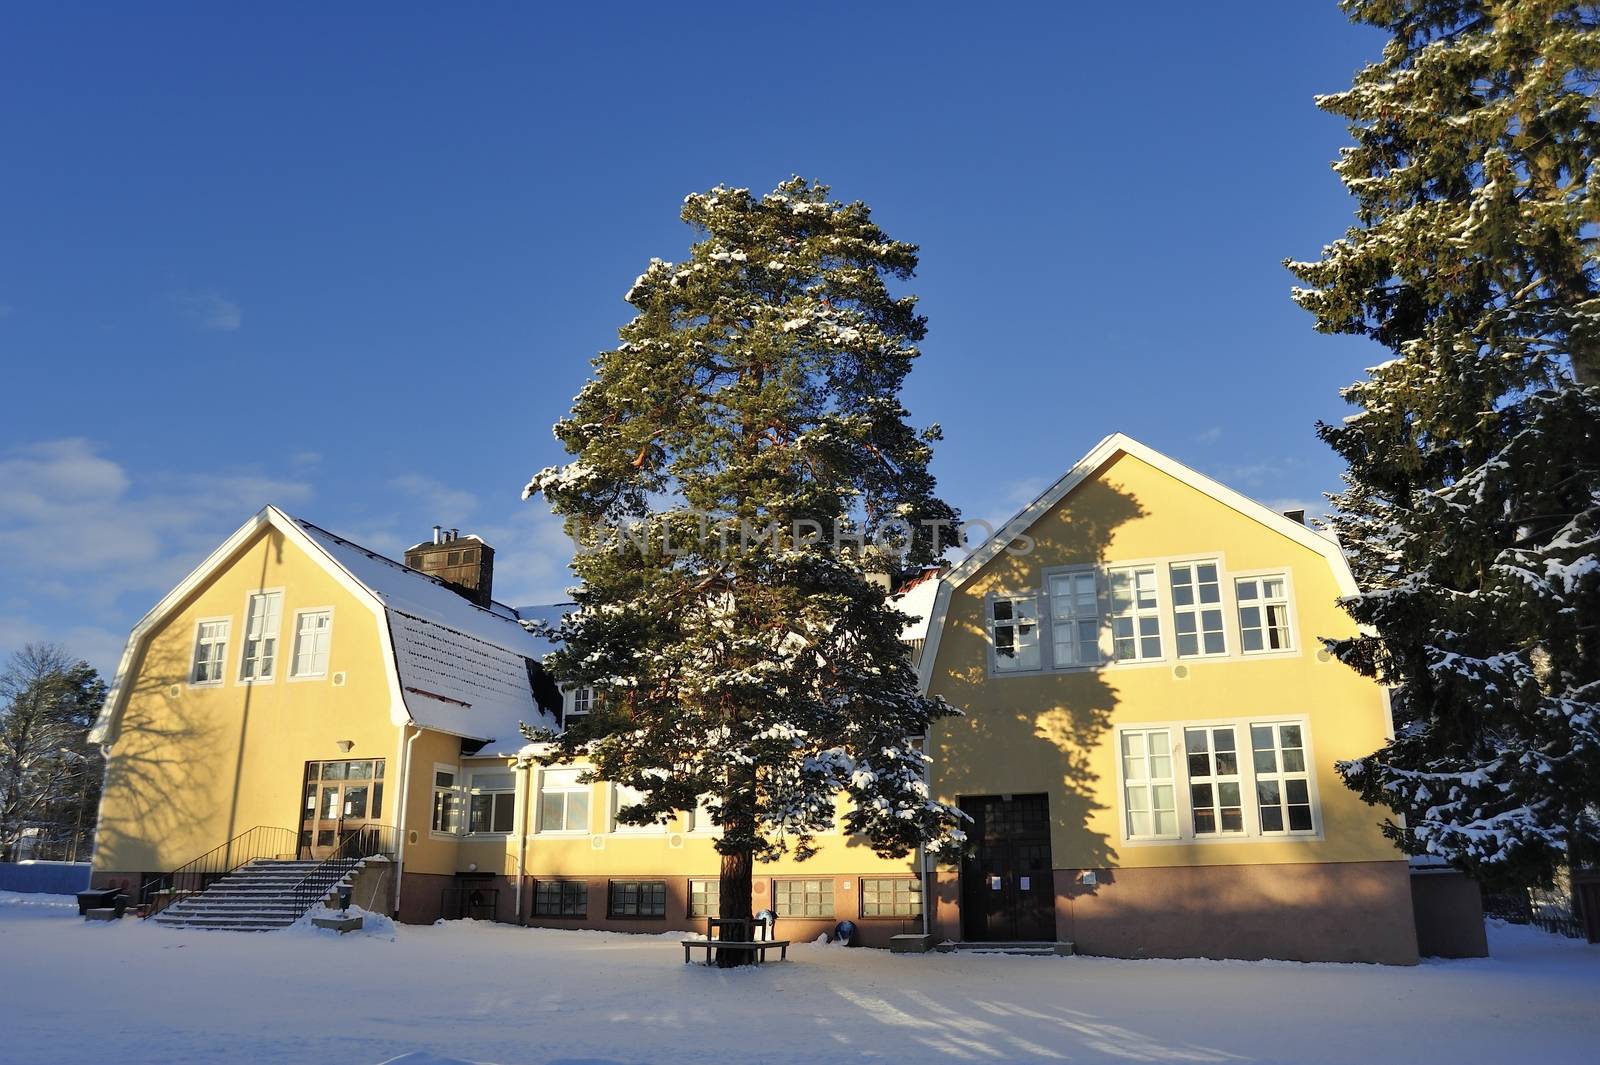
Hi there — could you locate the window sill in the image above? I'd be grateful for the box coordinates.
[187,680,225,690]
[534,830,590,837]
[287,673,329,684]
[1120,831,1323,848]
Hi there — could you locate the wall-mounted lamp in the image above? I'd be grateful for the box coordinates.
[335,740,354,754]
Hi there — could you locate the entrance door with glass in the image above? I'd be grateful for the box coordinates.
[959,793,1056,941]
[301,759,385,858]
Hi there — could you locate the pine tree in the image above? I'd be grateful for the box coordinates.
[0,645,107,862]
[522,178,966,960]
[1288,1,1600,888]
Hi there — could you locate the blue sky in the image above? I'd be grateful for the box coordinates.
[0,3,1386,676]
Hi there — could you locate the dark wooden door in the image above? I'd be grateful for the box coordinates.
[960,794,1055,941]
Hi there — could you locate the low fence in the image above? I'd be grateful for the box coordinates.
[0,861,92,895]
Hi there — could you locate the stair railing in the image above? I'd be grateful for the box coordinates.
[140,825,300,918]
[288,824,398,920]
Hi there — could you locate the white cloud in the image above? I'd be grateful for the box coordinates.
[389,474,479,525]
[1196,426,1223,444]
[171,289,241,331]
[0,438,313,673]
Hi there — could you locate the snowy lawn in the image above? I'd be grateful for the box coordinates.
[2,892,1598,1065]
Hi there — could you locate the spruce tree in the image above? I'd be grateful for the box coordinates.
[1288,1,1600,888]
[522,178,966,958]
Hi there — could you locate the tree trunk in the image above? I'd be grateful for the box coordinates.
[716,846,754,968]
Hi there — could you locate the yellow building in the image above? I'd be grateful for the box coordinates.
[87,508,921,945]
[916,433,1416,963]
[88,433,1421,960]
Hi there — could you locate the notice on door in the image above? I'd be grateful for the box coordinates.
[989,876,1002,891]
[1020,876,1031,890]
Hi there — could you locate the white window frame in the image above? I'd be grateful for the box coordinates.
[1249,721,1319,836]
[1045,566,1102,668]
[1107,565,1164,663]
[1183,725,1246,837]
[188,616,231,687]
[986,592,1042,674]
[1113,714,1321,847]
[610,782,666,834]
[1169,560,1228,659]
[686,794,721,835]
[466,768,518,837]
[687,877,720,918]
[1118,727,1180,841]
[430,764,463,838]
[1234,571,1297,655]
[288,607,335,680]
[536,767,592,835]
[564,685,594,718]
[236,589,284,684]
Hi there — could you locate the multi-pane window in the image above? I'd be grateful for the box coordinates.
[567,686,594,717]
[1048,570,1101,667]
[533,880,586,917]
[1170,562,1225,657]
[772,878,835,918]
[611,783,664,833]
[538,768,590,833]
[191,619,230,683]
[1252,723,1314,833]
[860,878,922,918]
[990,595,1041,672]
[1236,576,1292,652]
[1185,727,1244,834]
[239,592,282,681]
[608,880,667,919]
[431,770,461,833]
[1108,567,1162,661]
[1121,728,1177,838]
[468,771,516,834]
[290,610,332,678]
[688,878,720,918]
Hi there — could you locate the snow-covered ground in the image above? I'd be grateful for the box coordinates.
[3,892,1597,1065]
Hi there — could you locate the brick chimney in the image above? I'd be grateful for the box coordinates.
[404,526,495,608]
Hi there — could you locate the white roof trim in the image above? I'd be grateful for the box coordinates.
[90,506,404,745]
[917,432,1358,692]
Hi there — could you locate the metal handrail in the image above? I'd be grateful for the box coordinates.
[140,825,300,918]
[288,824,398,919]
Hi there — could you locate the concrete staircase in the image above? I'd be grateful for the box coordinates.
[151,858,361,932]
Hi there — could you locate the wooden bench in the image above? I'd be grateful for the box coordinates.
[682,938,791,965]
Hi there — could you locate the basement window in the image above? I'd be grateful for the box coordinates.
[688,878,719,918]
[772,878,834,918]
[860,878,922,918]
[533,880,586,918]
[608,880,667,919]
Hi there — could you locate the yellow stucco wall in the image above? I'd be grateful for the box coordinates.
[94,527,403,874]
[928,450,1400,871]
[417,755,919,880]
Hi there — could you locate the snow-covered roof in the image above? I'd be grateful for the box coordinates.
[511,602,574,662]
[892,571,942,643]
[292,517,558,747]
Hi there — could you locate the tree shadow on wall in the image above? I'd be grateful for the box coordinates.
[932,473,1146,913]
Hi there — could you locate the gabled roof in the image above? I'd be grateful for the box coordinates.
[914,432,1358,692]
[90,506,558,748]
